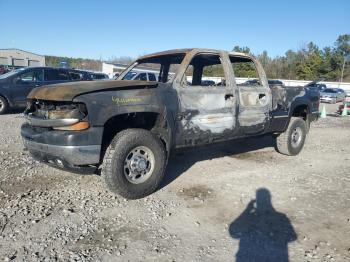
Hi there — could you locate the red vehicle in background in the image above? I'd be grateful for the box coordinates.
[338,96,350,115]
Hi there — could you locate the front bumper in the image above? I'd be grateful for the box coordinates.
[320,97,335,103]
[23,139,101,166]
[21,123,103,172]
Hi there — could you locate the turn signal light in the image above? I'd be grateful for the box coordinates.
[53,121,90,131]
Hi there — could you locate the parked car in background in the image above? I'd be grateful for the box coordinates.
[241,79,260,86]
[242,79,284,88]
[335,88,346,96]
[305,81,327,91]
[320,88,345,104]
[70,70,109,81]
[0,67,98,114]
[123,71,158,81]
[0,65,9,75]
[338,95,350,115]
[201,80,216,86]
[268,79,284,87]
[86,72,109,80]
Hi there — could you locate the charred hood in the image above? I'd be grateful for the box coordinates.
[27,80,158,101]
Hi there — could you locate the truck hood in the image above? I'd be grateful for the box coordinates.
[27,80,158,101]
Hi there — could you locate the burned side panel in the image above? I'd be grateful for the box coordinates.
[74,88,164,126]
[175,87,236,146]
[269,85,308,132]
[236,85,271,134]
[270,85,306,111]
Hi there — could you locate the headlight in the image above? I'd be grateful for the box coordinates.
[27,101,90,130]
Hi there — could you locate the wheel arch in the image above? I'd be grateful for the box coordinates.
[0,93,11,106]
[100,110,173,163]
[286,100,311,132]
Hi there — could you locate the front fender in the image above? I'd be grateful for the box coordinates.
[74,88,177,154]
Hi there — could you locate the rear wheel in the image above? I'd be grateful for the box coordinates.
[102,129,166,199]
[0,96,9,115]
[275,117,307,156]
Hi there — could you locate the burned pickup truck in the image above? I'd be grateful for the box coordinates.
[21,48,320,199]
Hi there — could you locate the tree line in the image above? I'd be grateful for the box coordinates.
[45,55,134,72]
[45,34,350,82]
[234,34,350,82]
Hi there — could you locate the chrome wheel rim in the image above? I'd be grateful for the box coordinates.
[123,146,155,184]
[0,100,3,111]
[291,127,302,148]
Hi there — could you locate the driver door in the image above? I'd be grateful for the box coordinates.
[174,52,237,146]
[12,68,44,107]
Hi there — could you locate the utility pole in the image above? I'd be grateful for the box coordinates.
[339,54,350,87]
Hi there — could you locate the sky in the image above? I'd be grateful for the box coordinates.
[0,0,349,60]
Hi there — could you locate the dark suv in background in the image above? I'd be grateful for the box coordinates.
[0,67,108,114]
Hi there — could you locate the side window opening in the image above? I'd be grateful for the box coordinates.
[183,54,226,87]
[18,71,35,82]
[44,69,69,81]
[231,56,268,107]
[15,69,43,83]
[230,56,261,87]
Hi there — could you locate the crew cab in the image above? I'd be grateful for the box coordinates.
[21,49,320,199]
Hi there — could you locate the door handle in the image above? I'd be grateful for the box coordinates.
[225,94,234,100]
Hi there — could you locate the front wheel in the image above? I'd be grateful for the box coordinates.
[0,96,9,115]
[102,129,166,199]
[275,117,307,156]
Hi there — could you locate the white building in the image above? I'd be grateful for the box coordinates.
[102,62,130,78]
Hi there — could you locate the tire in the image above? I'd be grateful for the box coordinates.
[276,117,307,156]
[0,96,9,115]
[101,128,166,199]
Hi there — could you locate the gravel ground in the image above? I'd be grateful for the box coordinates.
[0,103,349,262]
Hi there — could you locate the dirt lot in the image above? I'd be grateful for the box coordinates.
[0,103,349,262]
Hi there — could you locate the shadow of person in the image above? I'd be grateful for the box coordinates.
[229,188,297,262]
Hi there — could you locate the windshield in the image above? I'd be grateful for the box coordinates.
[0,68,26,80]
[120,53,186,83]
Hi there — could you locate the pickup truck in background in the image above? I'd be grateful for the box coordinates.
[21,48,320,199]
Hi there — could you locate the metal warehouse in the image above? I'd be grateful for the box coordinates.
[0,48,45,67]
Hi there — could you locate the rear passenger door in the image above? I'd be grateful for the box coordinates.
[43,68,70,85]
[230,55,271,134]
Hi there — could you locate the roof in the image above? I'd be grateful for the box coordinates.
[138,48,194,60]
[0,48,44,57]
[137,48,251,61]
